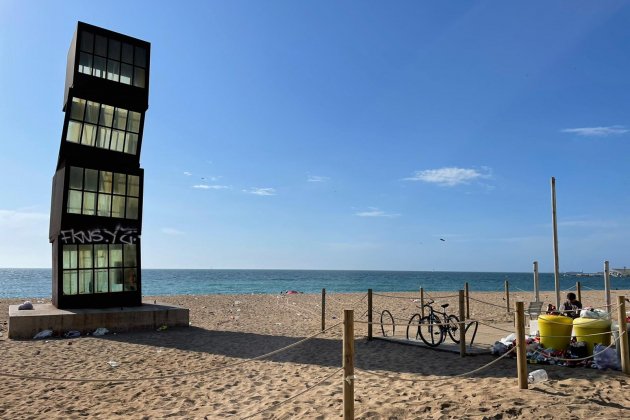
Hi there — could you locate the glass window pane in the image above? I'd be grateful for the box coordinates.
[85,101,100,123]
[78,52,93,75]
[97,194,111,217]
[80,31,93,53]
[120,63,132,85]
[134,46,146,67]
[127,175,140,197]
[84,169,98,191]
[82,192,96,215]
[99,104,114,127]
[112,196,126,218]
[96,127,111,149]
[67,190,82,214]
[99,171,112,193]
[66,121,82,143]
[110,268,123,292]
[127,111,141,133]
[63,271,78,295]
[122,43,133,63]
[123,244,136,267]
[79,270,93,294]
[94,35,107,57]
[70,98,86,121]
[69,166,83,189]
[79,245,93,268]
[94,244,108,268]
[110,244,123,266]
[93,56,106,78]
[106,60,120,82]
[110,130,125,152]
[124,133,138,155]
[63,245,78,269]
[81,124,97,146]
[95,269,108,293]
[113,108,128,130]
[124,268,137,291]
[113,173,126,195]
[108,39,121,60]
[133,67,145,88]
[126,197,139,220]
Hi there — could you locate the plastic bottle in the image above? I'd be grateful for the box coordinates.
[527,369,548,384]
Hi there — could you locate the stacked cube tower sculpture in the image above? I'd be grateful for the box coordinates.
[49,22,150,309]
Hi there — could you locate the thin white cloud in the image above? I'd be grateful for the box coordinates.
[183,171,192,176]
[355,207,400,218]
[0,209,48,227]
[192,184,230,190]
[561,126,629,137]
[558,219,618,228]
[307,175,330,183]
[161,228,185,235]
[243,187,276,196]
[404,167,491,187]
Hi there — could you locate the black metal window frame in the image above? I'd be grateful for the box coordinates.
[66,166,141,220]
[66,96,142,155]
[62,243,138,295]
[77,29,147,88]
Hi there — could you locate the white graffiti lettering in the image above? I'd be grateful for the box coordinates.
[59,225,138,245]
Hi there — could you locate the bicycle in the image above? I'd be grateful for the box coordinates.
[406,299,460,347]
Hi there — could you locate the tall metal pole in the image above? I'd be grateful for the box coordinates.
[551,177,561,310]
[604,261,611,310]
[533,261,540,303]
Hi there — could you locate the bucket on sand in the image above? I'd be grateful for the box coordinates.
[573,317,611,355]
[537,314,573,350]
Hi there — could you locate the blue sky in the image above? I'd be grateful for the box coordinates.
[1,1,630,272]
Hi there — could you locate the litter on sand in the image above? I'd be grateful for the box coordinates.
[33,329,53,340]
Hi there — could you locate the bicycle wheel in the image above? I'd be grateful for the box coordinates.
[418,315,444,347]
[380,310,395,337]
[447,314,460,344]
[406,313,422,341]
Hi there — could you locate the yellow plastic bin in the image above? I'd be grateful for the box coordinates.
[538,314,573,350]
[573,317,611,355]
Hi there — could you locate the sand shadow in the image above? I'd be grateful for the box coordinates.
[94,326,620,381]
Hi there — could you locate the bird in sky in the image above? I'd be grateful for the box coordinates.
[440,238,446,242]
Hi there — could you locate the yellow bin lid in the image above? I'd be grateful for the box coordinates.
[538,314,573,324]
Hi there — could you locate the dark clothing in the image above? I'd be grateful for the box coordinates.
[563,299,582,318]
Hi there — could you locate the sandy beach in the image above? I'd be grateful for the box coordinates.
[1,289,629,419]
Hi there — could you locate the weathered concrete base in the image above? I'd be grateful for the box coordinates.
[8,301,189,339]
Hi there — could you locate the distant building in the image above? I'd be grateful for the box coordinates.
[49,22,150,309]
[611,268,630,277]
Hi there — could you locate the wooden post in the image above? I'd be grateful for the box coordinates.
[551,177,561,310]
[604,261,611,310]
[459,290,466,357]
[533,261,540,303]
[343,309,355,420]
[576,281,582,304]
[464,282,470,320]
[321,288,326,331]
[516,301,528,389]
[420,287,425,318]
[617,296,630,375]
[505,280,510,313]
[367,289,373,341]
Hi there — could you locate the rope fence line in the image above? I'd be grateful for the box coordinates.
[0,321,344,383]
[467,296,507,309]
[356,347,517,383]
[238,367,342,419]
[371,293,420,300]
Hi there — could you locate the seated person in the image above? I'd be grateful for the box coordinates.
[562,292,582,318]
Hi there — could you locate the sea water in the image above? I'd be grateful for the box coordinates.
[0,268,625,299]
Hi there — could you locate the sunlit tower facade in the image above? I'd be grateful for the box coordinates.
[49,22,150,309]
